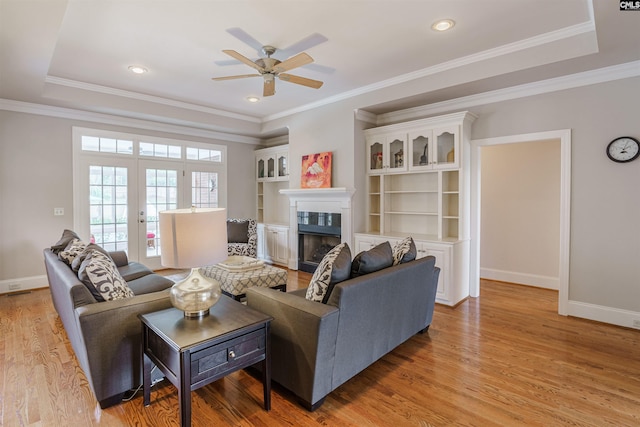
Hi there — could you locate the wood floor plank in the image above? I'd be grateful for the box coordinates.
[1,271,639,426]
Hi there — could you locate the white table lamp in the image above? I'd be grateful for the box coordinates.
[159,207,228,318]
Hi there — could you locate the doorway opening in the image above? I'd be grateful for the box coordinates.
[469,129,571,315]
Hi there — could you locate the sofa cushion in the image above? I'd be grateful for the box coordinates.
[127,273,174,295]
[305,242,352,303]
[228,220,249,243]
[51,229,80,254]
[351,241,393,277]
[77,249,135,301]
[118,262,154,282]
[392,237,417,265]
[58,238,88,267]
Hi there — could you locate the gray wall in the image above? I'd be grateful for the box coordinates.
[0,110,258,282]
[470,77,640,311]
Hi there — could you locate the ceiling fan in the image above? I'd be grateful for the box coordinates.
[212,45,324,97]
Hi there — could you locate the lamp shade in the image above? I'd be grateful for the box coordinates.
[159,207,228,268]
[159,207,228,318]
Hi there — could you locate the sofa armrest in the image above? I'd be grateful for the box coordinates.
[108,251,129,268]
[246,287,339,408]
[74,290,172,405]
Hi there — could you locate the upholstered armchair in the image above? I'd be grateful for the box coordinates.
[227,218,258,258]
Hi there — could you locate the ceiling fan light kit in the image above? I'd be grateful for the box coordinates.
[212,44,324,97]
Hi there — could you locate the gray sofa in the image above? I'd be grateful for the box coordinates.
[246,255,440,410]
[43,248,174,408]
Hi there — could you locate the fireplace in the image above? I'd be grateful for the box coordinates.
[297,212,341,273]
[280,187,355,271]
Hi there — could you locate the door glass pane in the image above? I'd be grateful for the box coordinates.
[191,171,218,208]
[146,168,179,257]
[89,165,128,252]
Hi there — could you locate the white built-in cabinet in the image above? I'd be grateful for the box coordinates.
[359,111,476,306]
[257,223,289,266]
[255,145,289,266]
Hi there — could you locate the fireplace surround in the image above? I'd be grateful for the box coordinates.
[280,187,355,270]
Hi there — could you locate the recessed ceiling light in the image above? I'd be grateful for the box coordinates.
[246,96,260,103]
[128,65,148,74]
[431,19,455,32]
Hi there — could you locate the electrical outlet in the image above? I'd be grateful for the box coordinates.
[632,319,640,329]
[9,283,21,291]
[54,208,64,216]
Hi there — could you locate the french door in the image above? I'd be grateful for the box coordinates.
[73,127,227,270]
[138,160,182,269]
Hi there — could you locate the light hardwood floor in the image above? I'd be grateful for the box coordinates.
[1,270,639,426]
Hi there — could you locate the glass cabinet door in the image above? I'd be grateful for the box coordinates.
[409,131,432,171]
[267,155,275,178]
[277,153,288,179]
[368,140,384,174]
[434,128,458,168]
[257,158,266,180]
[387,137,406,172]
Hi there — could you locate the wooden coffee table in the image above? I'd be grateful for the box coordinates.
[140,297,272,427]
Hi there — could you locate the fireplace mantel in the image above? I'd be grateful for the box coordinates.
[280,187,355,269]
[280,187,355,201]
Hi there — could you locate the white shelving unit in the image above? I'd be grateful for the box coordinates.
[255,145,289,266]
[359,111,476,306]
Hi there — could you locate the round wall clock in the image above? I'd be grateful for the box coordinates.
[606,136,640,163]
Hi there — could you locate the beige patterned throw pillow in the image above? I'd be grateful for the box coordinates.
[305,242,351,303]
[77,249,135,301]
[391,236,417,266]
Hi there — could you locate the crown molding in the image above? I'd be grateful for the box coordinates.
[0,99,263,145]
[374,60,640,126]
[354,109,377,124]
[264,20,596,122]
[45,76,262,124]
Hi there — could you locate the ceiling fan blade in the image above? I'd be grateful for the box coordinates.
[278,33,328,58]
[226,28,264,54]
[279,73,323,89]
[211,74,260,81]
[273,52,313,73]
[222,50,264,72]
[263,77,275,97]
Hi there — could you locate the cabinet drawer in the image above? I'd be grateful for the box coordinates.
[190,329,266,385]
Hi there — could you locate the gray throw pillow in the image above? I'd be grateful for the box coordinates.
[227,220,249,243]
[51,229,80,254]
[77,249,135,302]
[305,242,352,303]
[351,241,393,277]
[392,236,417,265]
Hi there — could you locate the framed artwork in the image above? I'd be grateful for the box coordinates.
[301,152,332,188]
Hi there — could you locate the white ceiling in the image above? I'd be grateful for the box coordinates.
[1,0,638,139]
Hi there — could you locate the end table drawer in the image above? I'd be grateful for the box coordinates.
[191,329,266,384]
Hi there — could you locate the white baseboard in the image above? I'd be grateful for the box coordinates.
[480,268,558,290]
[567,300,640,330]
[0,275,49,294]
